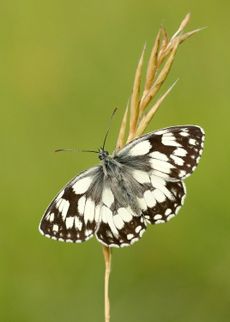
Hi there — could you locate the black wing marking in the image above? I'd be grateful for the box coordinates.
[39,166,103,243]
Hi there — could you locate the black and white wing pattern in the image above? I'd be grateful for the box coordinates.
[39,125,205,248]
[39,166,103,243]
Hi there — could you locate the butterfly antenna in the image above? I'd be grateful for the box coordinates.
[55,148,98,154]
[55,148,74,153]
[81,150,99,154]
[102,108,118,150]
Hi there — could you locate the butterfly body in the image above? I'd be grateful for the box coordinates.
[39,125,205,248]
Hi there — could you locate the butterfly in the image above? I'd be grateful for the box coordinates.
[39,125,205,248]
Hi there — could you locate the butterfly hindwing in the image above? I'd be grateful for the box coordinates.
[95,197,147,247]
[142,180,186,224]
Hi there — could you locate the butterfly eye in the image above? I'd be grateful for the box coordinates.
[99,149,109,161]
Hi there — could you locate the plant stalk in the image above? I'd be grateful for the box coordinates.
[103,246,112,322]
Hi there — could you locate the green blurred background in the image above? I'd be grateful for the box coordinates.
[1,1,229,321]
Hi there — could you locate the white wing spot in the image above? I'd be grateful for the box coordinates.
[153,189,166,203]
[150,174,166,187]
[102,187,114,207]
[72,176,93,194]
[102,206,119,237]
[113,214,124,229]
[175,206,181,214]
[66,216,74,229]
[139,229,145,237]
[152,170,169,180]
[106,230,113,238]
[53,224,59,232]
[189,138,196,145]
[56,199,70,221]
[84,198,95,224]
[173,148,187,157]
[129,140,151,156]
[137,197,147,211]
[66,238,74,243]
[49,213,54,222]
[95,204,101,222]
[179,170,186,178]
[75,217,83,230]
[130,237,139,245]
[117,207,133,222]
[162,132,175,138]
[150,159,175,174]
[180,131,189,137]
[135,225,142,234]
[85,229,92,237]
[133,170,150,184]
[171,155,184,166]
[154,214,162,220]
[155,220,165,224]
[155,129,169,135]
[144,190,156,208]
[127,233,134,240]
[167,214,175,221]
[162,135,181,147]
[150,151,168,161]
[78,195,86,215]
[181,194,186,205]
[165,208,172,216]
[120,243,130,248]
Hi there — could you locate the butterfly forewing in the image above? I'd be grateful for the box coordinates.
[117,125,205,181]
[39,167,102,243]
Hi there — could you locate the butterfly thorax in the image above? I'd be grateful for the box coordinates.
[98,154,144,215]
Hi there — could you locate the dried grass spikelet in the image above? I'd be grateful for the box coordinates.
[116,13,203,149]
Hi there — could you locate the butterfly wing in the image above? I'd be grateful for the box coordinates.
[39,166,104,243]
[116,125,205,181]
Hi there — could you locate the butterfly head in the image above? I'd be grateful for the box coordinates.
[98,148,109,161]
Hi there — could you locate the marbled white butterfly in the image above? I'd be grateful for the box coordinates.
[39,125,205,248]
